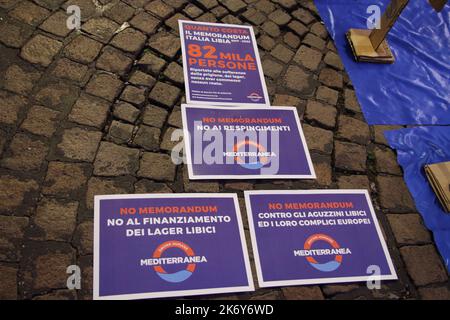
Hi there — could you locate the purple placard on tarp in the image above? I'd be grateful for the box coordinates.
[245,190,397,287]
[179,20,269,107]
[181,104,316,180]
[94,194,253,300]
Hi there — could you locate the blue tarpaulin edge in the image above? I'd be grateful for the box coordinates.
[314,0,450,125]
[385,126,450,271]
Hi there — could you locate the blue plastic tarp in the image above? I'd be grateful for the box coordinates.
[314,0,450,125]
[385,126,450,271]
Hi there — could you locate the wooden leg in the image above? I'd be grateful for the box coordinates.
[369,0,409,50]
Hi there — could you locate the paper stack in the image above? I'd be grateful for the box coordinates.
[346,29,395,64]
[425,161,450,212]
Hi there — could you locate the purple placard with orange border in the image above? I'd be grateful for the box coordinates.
[94,193,253,300]
[181,104,316,180]
[244,190,397,287]
[179,20,269,107]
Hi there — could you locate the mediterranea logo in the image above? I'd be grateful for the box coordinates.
[141,241,207,283]
[295,234,352,272]
[230,139,275,170]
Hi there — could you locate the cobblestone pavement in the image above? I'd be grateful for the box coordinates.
[0,0,449,300]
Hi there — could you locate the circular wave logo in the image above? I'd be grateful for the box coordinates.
[304,234,342,272]
[152,241,196,283]
[247,92,264,102]
[233,140,270,170]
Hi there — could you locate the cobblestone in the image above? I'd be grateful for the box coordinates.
[51,58,89,84]
[149,81,181,107]
[133,125,161,151]
[0,215,28,261]
[0,18,34,48]
[64,35,103,64]
[146,0,174,19]
[337,115,370,145]
[81,17,119,44]
[319,67,343,89]
[282,286,324,300]
[120,85,147,106]
[107,120,134,144]
[303,124,333,155]
[34,82,79,111]
[43,161,90,197]
[400,245,448,286]
[0,175,39,213]
[20,34,62,67]
[419,286,450,300]
[374,146,402,175]
[164,62,184,84]
[337,175,370,190]
[0,265,18,299]
[22,243,75,293]
[86,177,134,209]
[142,105,168,128]
[377,175,416,212]
[111,28,147,54]
[387,214,431,245]
[305,100,337,128]
[9,1,50,26]
[4,64,41,96]
[85,72,123,102]
[268,9,291,26]
[262,58,283,79]
[34,198,78,241]
[0,91,26,125]
[316,86,338,105]
[334,141,366,172]
[21,105,60,138]
[283,65,316,96]
[271,44,294,63]
[294,45,322,71]
[93,142,140,176]
[138,152,176,181]
[73,221,93,255]
[148,31,180,58]
[96,46,133,76]
[129,70,156,88]
[69,93,110,129]
[113,101,140,124]
[303,33,326,50]
[104,1,135,23]
[1,133,48,171]
[343,90,360,114]
[56,127,102,162]
[130,11,160,34]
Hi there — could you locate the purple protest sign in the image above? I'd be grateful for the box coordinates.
[94,194,253,300]
[179,20,269,107]
[244,190,397,287]
[181,104,316,180]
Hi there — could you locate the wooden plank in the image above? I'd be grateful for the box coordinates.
[369,0,409,50]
